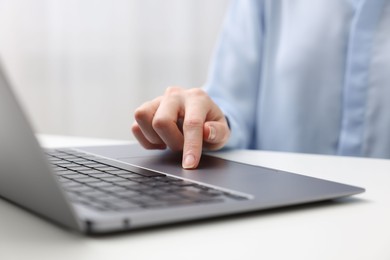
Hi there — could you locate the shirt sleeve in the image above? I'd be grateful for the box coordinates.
[203,0,265,149]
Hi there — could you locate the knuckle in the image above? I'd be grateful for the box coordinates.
[187,88,207,98]
[152,117,170,130]
[165,86,183,95]
[183,118,203,130]
[134,106,149,121]
[187,88,211,105]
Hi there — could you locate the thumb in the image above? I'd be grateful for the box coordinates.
[203,121,230,150]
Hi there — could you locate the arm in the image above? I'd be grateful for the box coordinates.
[204,0,265,149]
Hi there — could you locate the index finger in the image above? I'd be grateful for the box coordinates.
[181,90,209,169]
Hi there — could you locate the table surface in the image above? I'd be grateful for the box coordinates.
[1,135,389,260]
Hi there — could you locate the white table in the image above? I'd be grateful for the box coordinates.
[1,135,389,260]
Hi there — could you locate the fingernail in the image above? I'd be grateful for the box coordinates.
[183,154,196,169]
[208,125,216,141]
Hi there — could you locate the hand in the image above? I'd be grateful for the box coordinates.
[132,86,230,169]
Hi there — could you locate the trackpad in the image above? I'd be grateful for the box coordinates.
[115,153,275,194]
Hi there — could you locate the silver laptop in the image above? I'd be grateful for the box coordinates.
[0,64,364,234]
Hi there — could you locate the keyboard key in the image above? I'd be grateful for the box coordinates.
[102,168,122,172]
[156,193,185,201]
[66,166,92,171]
[74,177,101,183]
[86,163,110,168]
[127,176,150,183]
[86,172,114,178]
[100,176,127,182]
[87,182,115,188]
[82,189,108,197]
[62,173,89,179]
[106,170,139,176]
[136,170,162,177]
[114,180,139,187]
[101,185,128,193]
[171,180,195,187]
[78,170,104,175]
[55,162,77,167]
[116,189,140,197]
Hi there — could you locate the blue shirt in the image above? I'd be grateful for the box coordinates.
[204,0,390,159]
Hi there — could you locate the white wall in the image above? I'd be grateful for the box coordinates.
[0,0,228,140]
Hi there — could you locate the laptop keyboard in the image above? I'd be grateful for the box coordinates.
[45,149,248,212]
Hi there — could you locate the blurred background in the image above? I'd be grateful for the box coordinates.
[0,0,228,140]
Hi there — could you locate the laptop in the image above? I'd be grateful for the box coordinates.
[0,64,364,234]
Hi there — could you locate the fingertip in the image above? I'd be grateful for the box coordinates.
[182,153,198,169]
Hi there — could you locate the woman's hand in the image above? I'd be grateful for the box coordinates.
[132,87,230,169]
